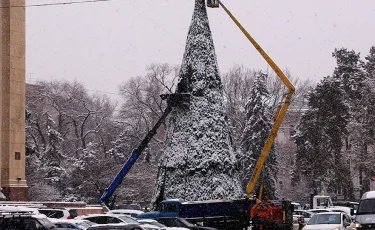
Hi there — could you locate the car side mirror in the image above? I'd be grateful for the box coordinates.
[350,209,355,216]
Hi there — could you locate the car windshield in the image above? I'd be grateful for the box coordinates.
[117,215,140,224]
[307,214,341,225]
[357,199,375,215]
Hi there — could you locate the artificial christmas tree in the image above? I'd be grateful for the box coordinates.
[151,0,243,207]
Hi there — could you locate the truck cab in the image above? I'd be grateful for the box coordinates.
[312,195,333,209]
[137,199,183,219]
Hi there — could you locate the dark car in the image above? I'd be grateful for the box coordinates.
[156,217,217,230]
[87,223,143,230]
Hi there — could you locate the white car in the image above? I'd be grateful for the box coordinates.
[293,210,314,223]
[326,206,355,220]
[137,219,189,230]
[107,209,145,218]
[304,212,355,230]
[292,214,305,230]
[39,208,72,219]
[306,209,332,214]
[76,214,160,230]
[49,218,96,229]
[0,205,40,215]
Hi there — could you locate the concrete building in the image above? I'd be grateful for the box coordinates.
[0,0,28,200]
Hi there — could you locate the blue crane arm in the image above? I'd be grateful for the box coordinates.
[98,93,190,208]
[98,148,140,206]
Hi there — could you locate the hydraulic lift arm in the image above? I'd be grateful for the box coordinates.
[98,93,189,209]
[209,0,295,198]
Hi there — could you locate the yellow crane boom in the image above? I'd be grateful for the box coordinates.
[208,0,295,198]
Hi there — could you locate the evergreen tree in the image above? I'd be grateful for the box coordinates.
[332,48,365,102]
[151,0,243,208]
[350,47,375,193]
[240,72,277,199]
[40,113,66,189]
[364,46,375,78]
[293,76,350,198]
[332,48,366,198]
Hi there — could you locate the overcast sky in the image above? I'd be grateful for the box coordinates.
[26,0,375,102]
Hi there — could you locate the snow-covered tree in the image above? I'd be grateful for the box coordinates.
[332,48,365,102]
[364,46,375,77]
[347,47,375,194]
[41,113,66,184]
[239,72,277,199]
[151,0,243,208]
[292,76,351,199]
[26,80,118,201]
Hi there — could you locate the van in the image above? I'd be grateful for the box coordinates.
[354,191,375,229]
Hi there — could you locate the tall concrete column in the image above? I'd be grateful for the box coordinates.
[0,0,28,201]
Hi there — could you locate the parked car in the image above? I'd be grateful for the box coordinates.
[155,217,217,230]
[292,202,303,210]
[49,218,96,229]
[87,223,143,230]
[327,206,355,220]
[292,214,305,230]
[76,214,159,230]
[306,208,332,214]
[304,212,354,230]
[332,201,359,211]
[39,208,72,219]
[138,219,189,230]
[0,205,40,215]
[293,210,314,223]
[108,209,145,218]
[0,211,69,230]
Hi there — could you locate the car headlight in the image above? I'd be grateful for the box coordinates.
[355,222,361,228]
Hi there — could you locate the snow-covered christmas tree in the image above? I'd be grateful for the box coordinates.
[240,72,277,199]
[151,0,243,207]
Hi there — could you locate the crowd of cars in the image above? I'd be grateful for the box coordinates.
[0,198,367,230]
[292,202,359,230]
[0,205,210,230]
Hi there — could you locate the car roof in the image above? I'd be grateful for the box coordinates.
[307,209,332,212]
[50,219,88,223]
[328,206,351,211]
[108,209,144,214]
[313,212,343,215]
[39,208,68,210]
[294,210,314,213]
[137,219,157,222]
[88,223,131,229]
[362,191,375,200]
[76,214,114,218]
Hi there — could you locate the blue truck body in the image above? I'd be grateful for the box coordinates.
[138,199,256,230]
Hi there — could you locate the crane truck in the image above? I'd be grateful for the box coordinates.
[99,1,295,229]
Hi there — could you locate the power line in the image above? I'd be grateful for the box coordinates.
[0,0,116,8]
